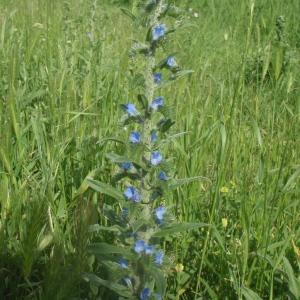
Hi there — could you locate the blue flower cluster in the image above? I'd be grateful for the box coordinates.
[115,6,180,300]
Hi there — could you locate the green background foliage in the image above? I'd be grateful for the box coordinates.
[0,0,299,299]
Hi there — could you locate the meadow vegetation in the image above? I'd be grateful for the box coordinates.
[0,0,299,299]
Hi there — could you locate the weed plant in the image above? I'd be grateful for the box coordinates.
[0,0,299,299]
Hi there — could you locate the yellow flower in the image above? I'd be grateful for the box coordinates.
[222,218,228,228]
[220,186,229,193]
[175,263,184,273]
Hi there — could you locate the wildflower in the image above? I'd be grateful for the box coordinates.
[140,288,151,300]
[130,131,141,144]
[151,151,163,166]
[158,171,168,181]
[222,218,228,228]
[145,245,155,255]
[122,103,138,116]
[166,56,177,68]
[153,73,162,84]
[155,251,164,265]
[155,206,166,222]
[119,258,129,269]
[150,96,164,111]
[220,186,229,193]
[151,131,158,143]
[152,24,166,41]
[175,263,184,273]
[124,186,141,202]
[134,240,146,254]
[119,162,133,171]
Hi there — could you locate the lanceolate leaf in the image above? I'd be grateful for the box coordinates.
[149,266,166,295]
[169,176,210,190]
[83,273,132,298]
[152,222,208,238]
[87,178,124,201]
[88,242,131,256]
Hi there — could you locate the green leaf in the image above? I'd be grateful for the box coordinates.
[282,167,300,192]
[149,266,166,295]
[88,224,123,233]
[283,257,300,298]
[171,70,194,79]
[83,273,132,298]
[120,8,136,21]
[169,176,210,190]
[88,242,131,256]
[241,287,263,300]
[87,178,124,201]
[152,223,208,238]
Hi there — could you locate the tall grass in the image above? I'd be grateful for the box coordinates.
[0,0,299,299]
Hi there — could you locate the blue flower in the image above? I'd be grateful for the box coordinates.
[140,288,151,300]
[155,251,164,265]
[119,258,128,269]
[119,162,133,171]
[153,73,162,84]
[152,24,166,41]
[130,131,141,144]
[124,187,141,202]
[145,245,155,255]
[151,151,163,166]
[155,206,166,222]
[122,103,138,116]
[158,171,168,181]
[151,131,158,143]
[150,97,164,111]
[134,240,146,254]
[167,56,177,68]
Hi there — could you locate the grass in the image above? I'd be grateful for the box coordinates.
[0,0,299,299]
